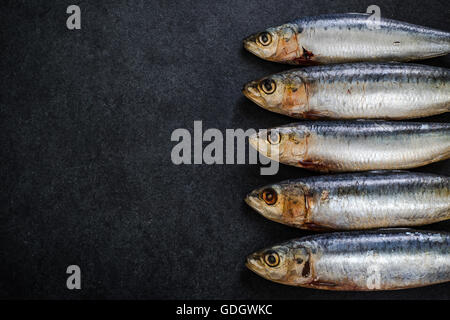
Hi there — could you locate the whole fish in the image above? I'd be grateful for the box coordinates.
[243,63,450,119]
[243,13,450,64]
[246,229,450,290]
[245,171,450,230]
[249,121,450,172]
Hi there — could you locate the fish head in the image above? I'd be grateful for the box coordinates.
[245,182,308,228]
[246,243,311,285]
[243,74,308,117]
[243,24,300,63]
[248,126,309,165]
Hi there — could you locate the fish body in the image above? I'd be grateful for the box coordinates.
[243,13,450,64]
[243,63,450,119]
[246,171,450,230]
[249,121,450,172]
[246,229,450,290]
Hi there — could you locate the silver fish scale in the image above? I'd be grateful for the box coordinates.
[283,171,449,229]
[287,121,450,171]
[291,63,450,119]
[293,14,450,63]
[298,230,450,290]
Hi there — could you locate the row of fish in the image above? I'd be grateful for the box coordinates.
[242,13,450,291]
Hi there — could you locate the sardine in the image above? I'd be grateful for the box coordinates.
[243,63,450,119]
[245,171,450,230]
[243,13,450,64]
[249,121,450,172]
[246,229,450,290]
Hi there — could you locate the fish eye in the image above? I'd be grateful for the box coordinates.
[267,130,280,145]
[258,32,272,46]
[264,251,280,267]
[262,188,277,205]
[260,79,276,94]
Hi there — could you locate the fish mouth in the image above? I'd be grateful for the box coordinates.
[243,35,258,53]
[242,81,265,107]
[245,191,264,214]
[245,253,264,274]
[243,35,269,60]
[244,193,253,206]
[248,131,280,160]
[244,191,260,212]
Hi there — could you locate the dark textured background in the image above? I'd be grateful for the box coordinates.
[1,0,449,299]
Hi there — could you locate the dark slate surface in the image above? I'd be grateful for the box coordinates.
[1,0,449,299]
